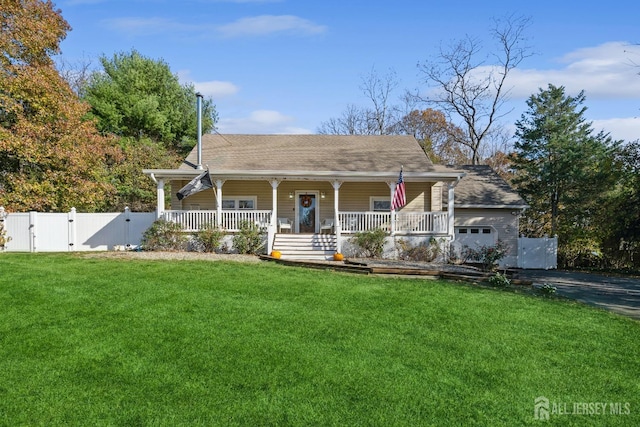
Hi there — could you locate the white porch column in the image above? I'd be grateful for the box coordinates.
[332,180,342,253]
[270,179,280,227]
[388,181,396,236]
[268,179,280,254]
[215,179,224,228]
[448,182,455,240]
[156,179,165,219]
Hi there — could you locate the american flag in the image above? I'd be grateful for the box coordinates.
[391,168,406,211]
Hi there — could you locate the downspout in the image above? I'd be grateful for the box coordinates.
[196,92,203,170]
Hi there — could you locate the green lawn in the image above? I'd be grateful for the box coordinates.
[0,253,638,426]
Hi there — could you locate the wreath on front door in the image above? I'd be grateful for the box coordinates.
[301,195,312,208]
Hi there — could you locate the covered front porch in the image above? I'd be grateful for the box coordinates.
[144,169,466,255]
[161,209,449,235]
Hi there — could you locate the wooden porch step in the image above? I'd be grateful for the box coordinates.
[272,233,337,261]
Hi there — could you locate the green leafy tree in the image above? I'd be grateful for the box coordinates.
[0,0,119,212]
[598,140,640,267]
[106,137,181,211]
[511,84,619,264]
[84,50,217,154]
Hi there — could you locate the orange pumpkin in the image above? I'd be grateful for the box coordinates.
[333,253,344,261]
[271,250,282,259]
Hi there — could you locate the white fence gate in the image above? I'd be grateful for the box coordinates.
[518,236,558,269]
[1,208,156,252]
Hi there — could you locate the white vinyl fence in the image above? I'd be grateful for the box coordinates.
[1,207,156,252]
[518,236,558,269]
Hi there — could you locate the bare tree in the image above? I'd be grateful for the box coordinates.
[416,15,532,164]
[318,67,402,135]
[317,104,370,135]
[56,54,95,98]
[360,67,400,134]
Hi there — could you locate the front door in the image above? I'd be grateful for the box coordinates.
[297,193,317,233]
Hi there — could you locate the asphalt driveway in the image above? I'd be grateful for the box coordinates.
[518,269,640,320]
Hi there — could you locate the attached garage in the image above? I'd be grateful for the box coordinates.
[455,226,496,248]
[442,165,528,267]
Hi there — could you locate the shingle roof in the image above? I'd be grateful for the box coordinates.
[181,134,452,173]
[444,165,528,208]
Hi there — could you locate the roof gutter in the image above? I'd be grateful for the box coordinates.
[142,169,467,182]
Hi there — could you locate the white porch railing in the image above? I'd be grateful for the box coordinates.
[396,212,449,234]
[338,211,449,234]
[162,210,271,232]
[163,210,217,232]
[220,210,271,231]
[340,212,391,233]
[163,210,447,234]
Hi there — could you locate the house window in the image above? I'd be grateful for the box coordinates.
[222,197,257,210]
[457,227,493,235]
[370,197,391,212]
[238,199,254,210]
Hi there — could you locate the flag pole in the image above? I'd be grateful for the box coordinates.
[207,164,217,204]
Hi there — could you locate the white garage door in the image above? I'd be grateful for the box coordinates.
[454,226,496,250]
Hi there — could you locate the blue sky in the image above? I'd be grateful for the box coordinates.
[57,0,640,142]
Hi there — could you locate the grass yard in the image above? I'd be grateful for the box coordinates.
[0,253,639,426]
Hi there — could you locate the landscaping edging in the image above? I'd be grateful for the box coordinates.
[259,255,533,285]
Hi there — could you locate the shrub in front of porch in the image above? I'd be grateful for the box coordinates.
[140,219,188,251]
[232,220,265,255]
[396,237,441,262]
[191,223,226,253]
[350,228,387,258]
[0,220,10,250]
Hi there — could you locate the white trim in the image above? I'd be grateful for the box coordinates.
[369,196,391,212]
[143,169,466,182]
[294,191,320,233]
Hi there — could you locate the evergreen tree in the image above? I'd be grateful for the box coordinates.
[599,140,640,267]
[84,50,216,154]
[512,84,618,262]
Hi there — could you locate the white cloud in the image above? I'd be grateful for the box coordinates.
[217,110,312,134]
[178,70,239,98]
[592,117,640,142]
[217,15,327,38]
[103,14,325,40]
[507,42,640,100]
[195,81,239,98]
[102,17,200,37]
